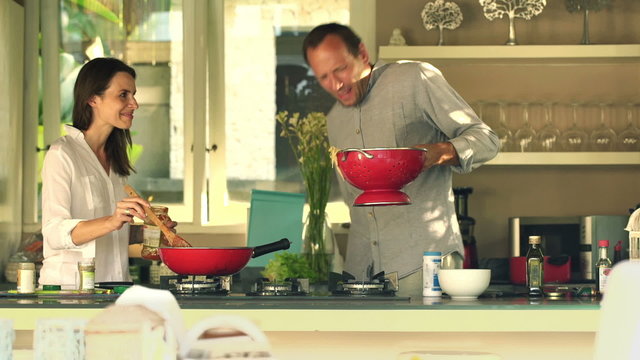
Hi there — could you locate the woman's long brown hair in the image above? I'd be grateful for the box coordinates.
[72,57,136,177]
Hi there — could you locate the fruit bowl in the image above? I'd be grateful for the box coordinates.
[335,147,428,206]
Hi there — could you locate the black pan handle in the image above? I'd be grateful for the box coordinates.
[252,238,291,258]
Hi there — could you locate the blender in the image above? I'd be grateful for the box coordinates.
[453,187,478,269]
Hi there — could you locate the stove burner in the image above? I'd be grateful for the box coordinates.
[329,271,398,297]
[160,275,230,296]
[246,278,309,296]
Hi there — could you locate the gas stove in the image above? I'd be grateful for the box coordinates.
[328,271,399,297]
[246,278,310,296]
[160,275,230,296]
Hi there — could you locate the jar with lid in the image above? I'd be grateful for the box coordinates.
[141,206,170,260]
[17,262,36,294]
[78,258,95,293]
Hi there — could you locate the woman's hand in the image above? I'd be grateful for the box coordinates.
[109,197,150,230]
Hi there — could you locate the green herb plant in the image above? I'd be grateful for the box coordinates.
[261,253,320,283]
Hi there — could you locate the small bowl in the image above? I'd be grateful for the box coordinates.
[438,269,491,300]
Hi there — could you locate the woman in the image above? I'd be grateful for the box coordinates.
[40,57,166,288]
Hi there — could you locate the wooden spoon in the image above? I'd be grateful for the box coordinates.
[124,184,192,247]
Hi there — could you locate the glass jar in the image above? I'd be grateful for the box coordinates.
[17,262,36,294]
[77,258,95,294]
[141,206,170,261]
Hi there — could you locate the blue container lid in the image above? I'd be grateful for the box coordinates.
[424,251,442,256]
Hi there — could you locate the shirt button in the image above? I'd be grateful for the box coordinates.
[355,128,361,135]
[368,212,373,217]
[373,241,378,246]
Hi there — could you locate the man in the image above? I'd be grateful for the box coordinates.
[303,23,499,296]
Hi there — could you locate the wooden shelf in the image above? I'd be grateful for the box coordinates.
[487,152,640,165]
[379,44,640,62]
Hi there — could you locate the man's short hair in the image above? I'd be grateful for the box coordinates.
[302,23,361,64]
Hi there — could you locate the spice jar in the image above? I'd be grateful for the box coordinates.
[17,262,36,294]
[78,258,95,293]
[141,206,170,261]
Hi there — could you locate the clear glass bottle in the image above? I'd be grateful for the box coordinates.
[526,235,544,298]
[141,206,170,260]
[78,258,95,294]
[595,240,613,295]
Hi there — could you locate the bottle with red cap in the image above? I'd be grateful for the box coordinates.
[595,240,613,296]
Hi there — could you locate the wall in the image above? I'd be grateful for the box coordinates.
[375,0,640,259]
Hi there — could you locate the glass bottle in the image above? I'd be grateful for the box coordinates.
[526,235,544,298]
[78,258,95,294]
[453,187,477,269]
[595,240,612,296]
[141,206,170,261]
[613,240,623,265]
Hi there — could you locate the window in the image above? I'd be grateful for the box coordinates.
[26,0,375,231]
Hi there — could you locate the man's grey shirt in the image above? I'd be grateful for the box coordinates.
[327,60,500,279]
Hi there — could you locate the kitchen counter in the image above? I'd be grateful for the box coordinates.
[2,285,602,359]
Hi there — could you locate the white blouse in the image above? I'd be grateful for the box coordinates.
[40,125,130,288]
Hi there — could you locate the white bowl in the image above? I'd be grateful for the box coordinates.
[438,269,491,300]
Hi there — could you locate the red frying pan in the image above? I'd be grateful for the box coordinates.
[158,238,291,276]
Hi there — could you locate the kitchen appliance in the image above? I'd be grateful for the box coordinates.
[335,147,428,206]
[453,187,478,269]
[160,275,230,296]
[246,278,309,296]
[158,238,290,276]
[328,271,399,297]
[509,215,629,282]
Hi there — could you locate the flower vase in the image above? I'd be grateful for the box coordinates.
[302,210,335,283]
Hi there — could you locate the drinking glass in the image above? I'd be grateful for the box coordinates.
[495,102,514,152]
[617,103,640,151]
[590,103,617,151]
[536,102,561,152]
[33,318,87,360]
[513,102,536,152]
[559,103,589,152]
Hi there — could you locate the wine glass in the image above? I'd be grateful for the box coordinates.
[513,103,536,152]
[590,103,617,152]
[559,103,588,152]
[617,103,640,151]
[495,102,514,152]
[536,102,560,152]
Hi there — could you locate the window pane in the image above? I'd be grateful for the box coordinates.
[223,0,349,203]
[52,0,185,212]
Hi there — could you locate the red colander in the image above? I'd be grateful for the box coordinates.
[336,147,428,206]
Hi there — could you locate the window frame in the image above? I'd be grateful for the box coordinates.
[22,0,376,235]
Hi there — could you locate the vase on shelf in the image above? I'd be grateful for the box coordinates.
[302,210,335,283]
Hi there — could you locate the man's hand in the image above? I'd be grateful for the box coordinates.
[416,142,460,170]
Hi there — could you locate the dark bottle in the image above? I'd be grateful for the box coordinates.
[613,240,623,265]
[453,187,478,269]
[526,235,544,298]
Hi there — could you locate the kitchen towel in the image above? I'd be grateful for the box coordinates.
[247,189,305,267]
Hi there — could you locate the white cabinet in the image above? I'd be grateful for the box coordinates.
[378,45,640,165]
